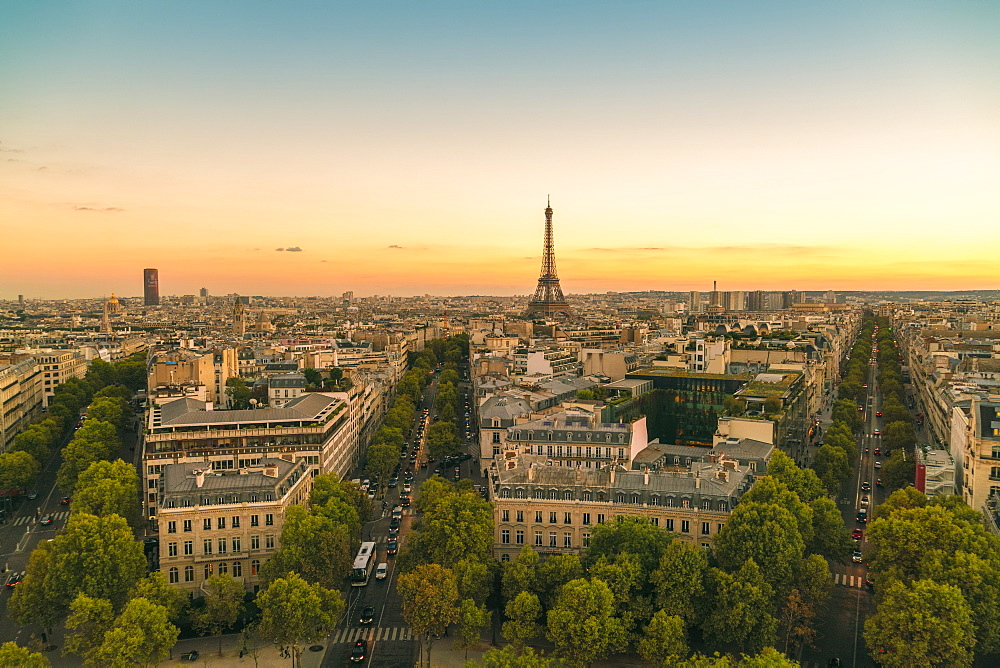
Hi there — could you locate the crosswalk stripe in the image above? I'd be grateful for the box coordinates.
[332,627,411,643]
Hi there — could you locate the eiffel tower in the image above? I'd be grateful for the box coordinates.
[525,197,571,317]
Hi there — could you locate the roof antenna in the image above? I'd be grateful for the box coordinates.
[547,194,550,207]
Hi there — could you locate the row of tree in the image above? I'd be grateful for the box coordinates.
[864,488,1000,666]
[871,319,917,489]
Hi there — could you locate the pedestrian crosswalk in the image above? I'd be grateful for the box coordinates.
[832,572,866,589]
[331,626,413,643]
[11,511,70,526]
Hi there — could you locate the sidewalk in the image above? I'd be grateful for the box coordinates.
[161,633,328,667]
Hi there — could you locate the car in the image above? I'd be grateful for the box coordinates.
[852,528,864,540]
[865,577,875,591]
[863,384,868,388]
[861,481,871,492]
[460,453,472,462]
[388,477,397,488]
[875,411,882,417]
[350,639,367,663]
[856,509,868,523]
[873,429,880,436]
[392,506,402,519]
[367,490,376,500]
[181,650,200,662]
[375,562,388,580]
[59,496,70,505]
[403,483,411,494]
[874,461,882,469]
[876,478,884,487]
[359,606,375,624]
[852,550,863,563]
[387,539,399,555]
[861,495,870,505]
[874,447,881,455]
[27,491,38,500]
[428,456,436,462]
[858,405,864,411]
[400,496,411,508]
[389,517,400,529]
[5,572,23,589]
[420,461,428,469]
[39,514,53,525]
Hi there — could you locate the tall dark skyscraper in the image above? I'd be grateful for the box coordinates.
[144,268,160,306]
[524,198,570,318]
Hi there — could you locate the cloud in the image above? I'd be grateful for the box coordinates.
[0,144,23,153]
[74,206,123,212]
[320,260,328,263]
[275,246,303,252]
[388,244,403,249]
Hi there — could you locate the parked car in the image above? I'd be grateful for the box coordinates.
[876,478,884,487]
[181,651,200,662]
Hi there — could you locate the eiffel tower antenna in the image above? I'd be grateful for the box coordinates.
[525,198,570,317]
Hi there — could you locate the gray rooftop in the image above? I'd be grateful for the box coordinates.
[160,457,301,495]
[154,392,341,428]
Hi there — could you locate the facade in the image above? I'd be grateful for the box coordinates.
[478,395,533,463]
[502,409,648,469]
[144,268,160,306]
[962,399,1000,512]
[915,447,956,496]
[0,358,43,452]
[490,457,752,560]
[156,458,311,592]
[29,349,88,408]
[269,372,306,408]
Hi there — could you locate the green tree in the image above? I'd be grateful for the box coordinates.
[193,574,246,655]
[883,420,916,454]
[256,573,343,667]
[301,367,322,387]
[811,444,851,496]
[501,546,539,602]
[637,610,688,666]
[863,579,974,668]
[0,641,50,668]
[921,549,1000,654]
[650,539,709,626]
[87,396,128,429]
[0,450,41,495]
[427,420,460,459]
[56,420,120,495]
[71,459,140,529]
[762,396,782,415]
[546,578,627,667]
[588,552,644,621]
[738,477,814,546]
[584,514,673,578]
[806,496,854,562]
[96,597,179,668]
[701,560,777,654]
[365,442,399,495]
[763,451,825,503]
[416,475,455,516]
[63,594,115,664]
[401,489,493,570]
[454,598,491,661]
[261,505,353,589]
[454,557,493,606]
[6,544,63,635]
[502,591,543,651]
[225,376,252,409]
[398,564,460,668]
[536,554,584,609]
[712,502,804,599]
[470,646,553,667]
[881,449,915,489]
[779,589,817,656]
[310,473,368,528]
[132,572,189,624]
[9,422,56,463]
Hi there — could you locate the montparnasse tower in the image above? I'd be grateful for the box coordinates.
[524,197,570,318]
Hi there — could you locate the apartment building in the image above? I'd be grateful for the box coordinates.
[268,372,306,408]
[0,357,43,452]
[962,398,1000,513]
[491,456,751,561]
[26,349,87,407]
[156,458,310,592]
[502,409,648,469]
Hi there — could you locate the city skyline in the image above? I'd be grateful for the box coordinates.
[2,2,999,299]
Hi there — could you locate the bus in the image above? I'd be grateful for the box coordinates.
[351,541,377,586]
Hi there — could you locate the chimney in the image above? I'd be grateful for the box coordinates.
[716,469,729,482]
[194,470,205,488]
[527,463,535,482]
[609,466,616,484]
[205,402,214,411]
[695,471,701,489]
[263,465,279,478]
[643,467,649,485]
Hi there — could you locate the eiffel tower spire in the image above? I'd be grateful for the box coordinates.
[525,198,570,317]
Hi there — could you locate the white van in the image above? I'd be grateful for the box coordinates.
[375,563,388,580]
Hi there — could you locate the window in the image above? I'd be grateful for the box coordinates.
[167,521,177,534]
[218,562,228,575]
[251,515,259,527]
[515,530,524,545]
[991,467,1000,481]
[512,510,521,523]
[265,535,275,549]
[682,498,691,509]
[168,542,178,557]
[563,490,573,500]
[232,516,240,528]
[681,520,690,533]
[597,514,605,524]
[217,517,226,529]
[250,560,260,576]
[702,499,712,510]
[501,530,510,544]
[582,532,590,547]
[502,510,510,522]
[500,488,510,498]
[564,512,572,524]
[702,522,710,535]
[535,511,543,523]
[218,538,227,554]
[183,541,193,556]
[183,520,192,532]
[549,512,557,524]
[515,489,525,499]
[204,564,213,580]
[501,554,510,562]
[564,533,572,547]
[168,567,179,584]
[148,479,157,489]
[549,533,557,547]
[184,566,194,582]
[203,518,212,531]
[583,513,591,525]
[251,535,260,550]
[535,531,543,546]
[232,561,242,577]
[203,539,213,555]
[651,517,659,526]
[583,491,592,501]
[666,518,675,531]
[492,432,501,444]
[232,536,241,553]
[265,514,274,526]
[701,542,711,550]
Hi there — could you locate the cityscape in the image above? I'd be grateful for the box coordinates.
[2,3,999,668]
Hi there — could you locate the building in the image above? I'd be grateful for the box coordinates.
[490,456,752,561]
[155,458,311,592]
[915,447,956,496]
[144,268,160,306]
[0,357,43,452]
[269,372,307,408]
[502,409,648,469]
[28,349,88,408]
[524,199,571,318]
[478,395,533,464]
[962,398,1000,512]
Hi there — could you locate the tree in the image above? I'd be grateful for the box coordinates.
[71,459,140,529]
[584,514,673,578]
[811,444,851,496]
[302,367,323,387]
[225,377,252,409]
[881,449,915,490]
[0,450,41,495]
[9,422,55,463]
[63,594,114,664]
[193,574,246,655]
[0,641,50,668]
[536,554,584,609]
[864,579,974,668]
[502,591,543,651]
[501,546,539,602]
[701,560,777,654]
[427,420,460,459]
[7,544,63,635]
[96,597,179,668]
[588,552,644,623]
[882,420,916,454]
[637,611,688,666]
[86,396,128,429]
[56,420,120,495]
[365,442,398,495]
[402,489,494,570]
[454,557,493,606]
[261,506,354,589]
[764,451,825,503]
[650,539,709,626]
[455,598,491,660]
[712,502,804,600]
[546,577,627,667]
[416,475,455,516]
[132,572,189,624]
[779,589,817,656]
[806,496,854,562]
[762,396,782,415]
[472,646,554,667]
[737,477,813,547]
[310,473,368,528]
[256,573,343,667]
[398,564,460,668]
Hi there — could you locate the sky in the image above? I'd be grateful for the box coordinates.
[2,1,999,299]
